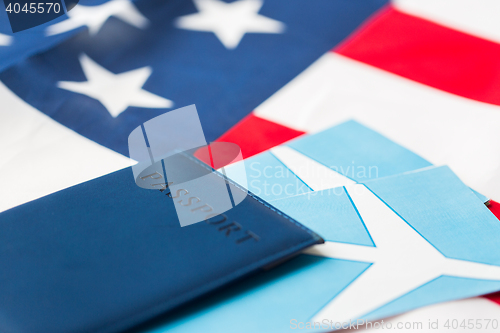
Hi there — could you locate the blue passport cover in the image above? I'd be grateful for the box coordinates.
[0,162,322,333]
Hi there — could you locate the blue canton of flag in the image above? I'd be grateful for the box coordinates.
[0,0,387,156]
[0,0,111,72]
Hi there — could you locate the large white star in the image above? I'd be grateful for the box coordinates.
[58,54,173,118]
[270,147,500,323]
[46,0,149,36]
[175,0,285,49]
[0,33,12,46]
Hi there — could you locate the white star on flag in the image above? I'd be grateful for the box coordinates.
[175,0,285,49]
[0,33,12,46]
[57,54,173,118]
[46,0,149,36]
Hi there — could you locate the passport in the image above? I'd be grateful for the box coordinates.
[0,156,322,333]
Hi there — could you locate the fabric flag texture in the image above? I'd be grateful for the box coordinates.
[1,0,500,331]
[0,0,387,211]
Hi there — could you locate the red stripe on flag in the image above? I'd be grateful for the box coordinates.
[215,113,304,159]
[488,200,500,220]
[485,291,500,306]
[336,7,500,107]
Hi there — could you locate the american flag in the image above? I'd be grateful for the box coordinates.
[1,0,500,331]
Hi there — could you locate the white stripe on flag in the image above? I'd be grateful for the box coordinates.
[0,82,132,213]
[393,0,500,44]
